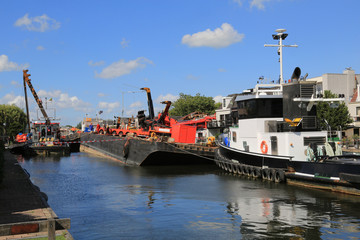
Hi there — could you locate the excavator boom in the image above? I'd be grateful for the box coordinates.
[140,87,155,120]
[157,101,172,125]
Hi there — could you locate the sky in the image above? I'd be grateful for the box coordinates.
[0,0,359,126]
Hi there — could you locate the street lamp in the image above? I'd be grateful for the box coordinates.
[264,29,298,84]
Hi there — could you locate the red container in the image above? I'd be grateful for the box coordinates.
[171,124,196,143]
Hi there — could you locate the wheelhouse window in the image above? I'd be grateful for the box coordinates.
[234,98,282,119]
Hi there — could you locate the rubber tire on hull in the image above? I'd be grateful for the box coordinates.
[274,169,285,183]
[240,165,246,175]
[227,163,232,173]
[252,167,261,178]
[269,169,276,182]
[235,164,241,174]
[262,169,269,180]
[220,162,225,170]
[223,162,228,171]
[246,166,252,177]
[231,163,237,173]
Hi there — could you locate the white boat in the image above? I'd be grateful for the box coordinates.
[215,67,360,195]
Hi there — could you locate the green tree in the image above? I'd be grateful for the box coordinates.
[316,90,352,130]
[0,104,27,140]
[76,122,82,129]
[169,93,218,116]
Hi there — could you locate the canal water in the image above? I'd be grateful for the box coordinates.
[18,152,360,239]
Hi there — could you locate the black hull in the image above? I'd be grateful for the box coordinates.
[80,134,215,166]
[217,143,290,169]
[289,157,360,179]
[9,143,37,156]
[216,143,360,195]
[31,144,71,155]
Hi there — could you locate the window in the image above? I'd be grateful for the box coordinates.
[232,131,237,142]
[223,99,226,108]
[235,98,282,119]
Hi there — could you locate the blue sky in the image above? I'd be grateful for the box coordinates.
[0,0,359,126]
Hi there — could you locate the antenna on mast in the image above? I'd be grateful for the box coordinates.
[264,29,298,84]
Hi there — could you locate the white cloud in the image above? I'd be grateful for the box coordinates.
[182,23,244,48]
[38,90,62,98]
[129,101,142,108]
[213,95,223,103]
[97,92,107,97]
[121,38,129,48]
[37,45,45,51]
[233,0,243,6]
[11,80,22,87]
[234,0,272,10]
[14,13,60,32]
[88,60,105,67]
[0,55,29,72]
[95,57,153,79]
[250,0,271,10]
[37,89,92,112]
[0,93,25,107]
[187,74,199,81]
[218,68,227,72]
[57,93,92,112]
[156,94,179,103]
[98,101,120,113]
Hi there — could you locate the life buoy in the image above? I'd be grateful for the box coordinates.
[260,141,268,154]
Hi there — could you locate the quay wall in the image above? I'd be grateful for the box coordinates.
[0,150,73,239]
[0,140,4,184]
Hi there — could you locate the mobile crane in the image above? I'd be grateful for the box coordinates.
[21,69,60,143]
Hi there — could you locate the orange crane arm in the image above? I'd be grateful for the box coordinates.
[157,101,172,125]
[140,87,155,120]
[23,69,50,125]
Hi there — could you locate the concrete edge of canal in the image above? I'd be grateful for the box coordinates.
[0,148,74,240]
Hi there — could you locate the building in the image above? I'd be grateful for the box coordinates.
[307,68,360,137]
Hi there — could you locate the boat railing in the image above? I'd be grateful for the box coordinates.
[254,84,283,96]
[207,120,232,129]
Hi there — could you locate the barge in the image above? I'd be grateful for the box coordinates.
[80,133,216,166]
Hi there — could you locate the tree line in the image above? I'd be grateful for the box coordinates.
[0,104,27,141]
[0,90,353,141]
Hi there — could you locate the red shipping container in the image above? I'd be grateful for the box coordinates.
[171,124,196,143]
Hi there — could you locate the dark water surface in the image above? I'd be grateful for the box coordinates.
[18,153,360,239]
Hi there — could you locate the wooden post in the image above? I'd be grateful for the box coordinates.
[47,219,55,240]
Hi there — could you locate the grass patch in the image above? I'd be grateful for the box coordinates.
[29,233,67,240]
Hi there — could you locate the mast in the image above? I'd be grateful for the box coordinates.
[264,29,298,84]
[23,73,31,132]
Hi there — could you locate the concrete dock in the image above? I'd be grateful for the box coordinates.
[0,150,72,240]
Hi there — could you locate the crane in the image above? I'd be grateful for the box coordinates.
[140,87,155,120]
[157,101,172,126]
[23,69,51,125]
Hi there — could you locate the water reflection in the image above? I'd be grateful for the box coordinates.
[219,173,360,239]
[18,152,360,240]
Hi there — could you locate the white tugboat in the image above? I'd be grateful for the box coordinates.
[215,29,360,195]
